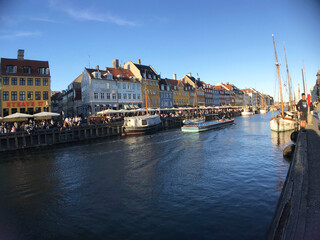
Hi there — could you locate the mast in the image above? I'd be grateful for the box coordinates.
[272,34,284,118]
[195,80,198,115]
[144,69,149,115]
[283,45,292,111]
[301,68,306,94]
[303,60,307,94]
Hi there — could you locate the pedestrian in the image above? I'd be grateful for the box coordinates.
[296,93,308,131]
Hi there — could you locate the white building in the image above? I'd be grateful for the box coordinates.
[82,66,118,115]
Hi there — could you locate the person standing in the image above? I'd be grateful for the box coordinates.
[296,93,308,131]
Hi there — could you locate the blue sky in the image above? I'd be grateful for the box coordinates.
[0,0,319,100]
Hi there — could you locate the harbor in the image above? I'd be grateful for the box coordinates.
[0,112,291,239]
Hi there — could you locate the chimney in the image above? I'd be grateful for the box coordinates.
[188,72,192,77]
[17,49,24,60]
[112,59,119,69]
[138,59,141,65]
[96,65,99,70]
[173,74,177,80]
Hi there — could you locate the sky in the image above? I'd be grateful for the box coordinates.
[0,0,319,100]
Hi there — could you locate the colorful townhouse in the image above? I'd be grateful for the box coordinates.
[124,60,160,108]
[0,49,51,116]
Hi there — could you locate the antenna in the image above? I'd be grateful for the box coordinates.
[88,55,91,68]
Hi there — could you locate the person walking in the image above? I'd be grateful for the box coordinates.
[296,93,308,131]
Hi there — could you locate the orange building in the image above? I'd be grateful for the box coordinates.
[0,50,51,116]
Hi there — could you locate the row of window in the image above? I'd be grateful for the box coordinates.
[174,99,188,104]
[2,107,49,116]
[143,89,159,95]
[1,77,49,86]
[93,92,141,100]
[143,99,160,105]
[160,93,172,98]
[2,91,49,101]
[173,92,188,97]
[5,65,49,75]
[141,79,158,86]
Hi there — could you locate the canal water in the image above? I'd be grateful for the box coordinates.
[0,112,292,240]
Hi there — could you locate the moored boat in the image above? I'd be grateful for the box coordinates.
[123,115,162,135]
[241,108,254,116]
[270,116,295,132]
[260,109,268,114]
[183,118,205,125]
[181,119,234,133]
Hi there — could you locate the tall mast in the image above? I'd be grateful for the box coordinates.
[144,69,149,115]
[272,34,284,118]
[283,44,292,111]
[303,60,307,94]
[301,68,306,94]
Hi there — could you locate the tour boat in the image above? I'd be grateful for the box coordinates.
[181,119,234,133]
[123,115,162,135]
[183,118,205,125]
[270,35,297,132]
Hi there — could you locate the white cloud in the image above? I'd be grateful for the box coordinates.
[48,0,138,26]
[0,31,41,39]
[30,17,57,23]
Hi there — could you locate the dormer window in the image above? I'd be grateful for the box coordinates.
[22,66,32,74]
[153,75,156,80]
[107,73,113,80]
[148,74,151,79]
[39,67,49,75]
[142,73,145,78]
[161,85,164,90]
[167,86,170,91]
[6,65,17,73]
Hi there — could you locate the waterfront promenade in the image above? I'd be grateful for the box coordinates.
[266,115,320,239]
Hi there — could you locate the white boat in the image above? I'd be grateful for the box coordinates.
[270,35,297,132]
[260,109,268,114]
[123,115,162,135]
[270,116,295,132]
[241,109,254,116]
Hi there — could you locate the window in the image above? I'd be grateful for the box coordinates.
[123,93,127,99]
[43,78,48,86]
[112,93,116,100]
[35,78,41,86]
[27,92,33,100]
[106,93,110,99]
[137,94,140,99]
[27,108,34,114]
[43,91,48,100]
[43,107,49,112]
[11,91,17,101]
[28,78,33,85]
[106,83,110,89]
[6,65,16,73]
[20,78,25,85]
[123,83,126,89]
[11,77,17,85]
[20,108,25,113]
[148,74,151,79]
[35,107,41,113]
[3,91,9,101]
[101,93,104,99]
[94,93,98,100]
[3,109,9,117]
[133,94,136,99]
[3,77,9,85]
[118,93,121,99]
[35,91,41,100]
[128,94,131,99]
[19,91,25,101]
[23,66,31,74]
[11,108,17,114]
[132,84,135,90]
[39,67,47,75]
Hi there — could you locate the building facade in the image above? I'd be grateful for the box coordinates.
[82,66,118,115]
[159,78,173,108]
[167,79,189,107]
[0,50,51,116]
[203,84,214,106]
[124,60,160,108]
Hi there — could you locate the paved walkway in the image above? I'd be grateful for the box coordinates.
[266,115,320,240]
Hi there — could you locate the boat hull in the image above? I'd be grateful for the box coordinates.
[181,119,234,133]
[270,116,296,132]
[123,123,162,135]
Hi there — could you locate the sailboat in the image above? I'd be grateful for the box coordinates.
[122,70,162,135]
[270,35,296,132]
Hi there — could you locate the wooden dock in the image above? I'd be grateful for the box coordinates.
[266,115,320,239]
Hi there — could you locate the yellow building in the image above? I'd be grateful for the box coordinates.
[0,50,51,116]
[124,60,160,108]
[167,79,189,107]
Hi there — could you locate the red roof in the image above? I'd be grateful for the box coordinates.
[1,58,50,77]
[86,67,136,82]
